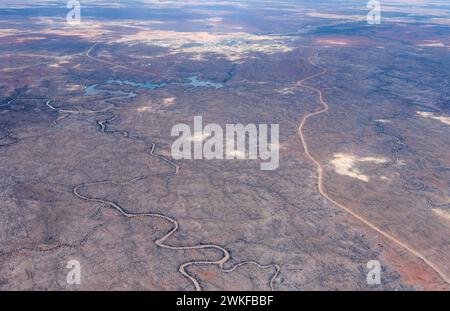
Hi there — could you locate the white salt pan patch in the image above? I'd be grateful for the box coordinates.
[163,97,176,106]
[330,153,388,182]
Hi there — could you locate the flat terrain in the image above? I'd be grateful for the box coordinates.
[0,0,449,290]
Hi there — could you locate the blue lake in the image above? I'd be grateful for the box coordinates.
[85,76,223,97]
[186,76,223,89]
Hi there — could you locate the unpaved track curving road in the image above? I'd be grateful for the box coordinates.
[297,54,450,285]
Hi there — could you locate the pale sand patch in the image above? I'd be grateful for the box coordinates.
[189,54,208,61]
[137,106,153,113]
[378,4,450,17]
[277,86,297,95]
[49,60,70,68]
[162,97,176,106]
[224,142,279,159]
[307,12,363,21]
[396,159,407,166]
[316,38,348,46]
[114,30,292,61]
[225,149,246,158]
[417,111,450,125]
[34,26,108,40]
[16,36,48,43]
[330,153,388,182]
[433,209,450,222]
[65,84,83,92]
[0,29,22,37]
